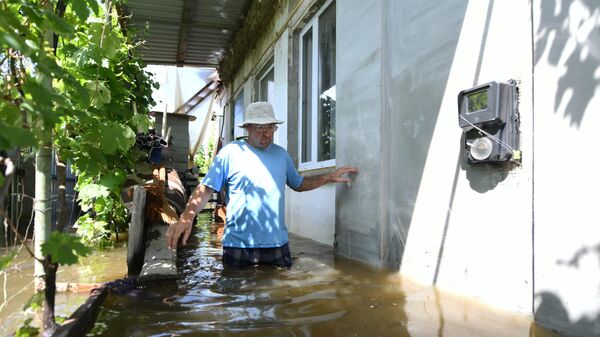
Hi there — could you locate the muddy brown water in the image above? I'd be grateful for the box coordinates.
[0,242,128,335]
[85,213,564,337]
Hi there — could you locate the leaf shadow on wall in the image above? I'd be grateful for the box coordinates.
[535,0,600,127]
[534,243,600,336]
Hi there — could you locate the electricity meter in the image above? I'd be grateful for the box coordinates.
[457,80,520,164]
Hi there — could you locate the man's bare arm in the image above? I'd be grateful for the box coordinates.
[294,166,359,192]
[166,184,214,249]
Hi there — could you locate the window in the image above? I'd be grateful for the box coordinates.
[257,57,275,104]
[299,0,336,169]
[232,91,245,140]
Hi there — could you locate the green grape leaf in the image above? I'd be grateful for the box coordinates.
[0,121,37,147]
[35,56,70,86]
[74,48,91,67]
[92,122,135,154]
[41,232,91,265]
[71,146,107,177]
[131,113,151,133]
[102,31,123,58]
[0,8,27,33]
[70,0,90,22]
[98,171,126,194]
[23,292,44,311]
[0,31,33,56]
[86,80,111,107]
[88,22,105,47]
[18,5,44,26]
[1,103,21,123]
[93,196,114,216]
[78,183,110,209]
[15,318,39,337]
[85,0,100,16]
[44,11,75,37]
[0,250,17,271]
[60,76,90,107]
[22,80,60,108]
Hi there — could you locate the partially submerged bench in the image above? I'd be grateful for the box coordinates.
[125,167,186,281]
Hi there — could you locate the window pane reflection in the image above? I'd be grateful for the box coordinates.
[318,3,335,162]
[259,67,274,103]
[301,28,313,163]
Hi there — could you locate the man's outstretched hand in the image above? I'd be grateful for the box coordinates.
[165,184,214,249]
[166,220,192,249]
[328,166,359,183]
[295,166,359,192]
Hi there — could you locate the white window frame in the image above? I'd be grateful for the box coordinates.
[232,91,245,140]
[256,57,275,104]
[298,0,336,171]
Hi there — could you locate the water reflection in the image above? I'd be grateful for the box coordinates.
[0,243,128,335]
[91,214,563,337]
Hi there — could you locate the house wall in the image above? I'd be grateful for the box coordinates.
[224,0,600,335]
[391,0,534,314]
[337,0,535,314]
[335,0,383,265]
[532,0,600,336]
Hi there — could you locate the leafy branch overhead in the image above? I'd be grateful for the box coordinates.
[1,0,158,250]
[0,1,159,334]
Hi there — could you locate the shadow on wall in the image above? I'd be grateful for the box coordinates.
[535,0,600,127]
[383,0,471,270]
[535,243,600,336]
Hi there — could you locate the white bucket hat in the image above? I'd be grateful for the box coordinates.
[237,102,284,127]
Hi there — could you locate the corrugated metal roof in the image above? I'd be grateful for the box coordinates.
[121,0,251,67]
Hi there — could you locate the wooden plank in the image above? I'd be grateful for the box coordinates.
[177,0,196,69]
[138,222,177,282]
[127,186,146,278]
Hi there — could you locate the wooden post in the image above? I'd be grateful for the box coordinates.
[126,186,146,278]
[161,106,168,138]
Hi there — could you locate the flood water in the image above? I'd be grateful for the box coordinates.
[91,213,564,337]
[0,241,128,335]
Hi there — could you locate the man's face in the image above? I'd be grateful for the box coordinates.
[245,124,278,149]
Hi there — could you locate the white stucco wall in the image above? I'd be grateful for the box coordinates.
[532,0,600,336]
[393,0,534,314]
[335,0,383,265]
[224,1,600,335]
[336,0,535,314]
[288,184,336,245]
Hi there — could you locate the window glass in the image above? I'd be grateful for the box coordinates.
[318,2,336,161]
[301,28,313,163]
[259,67,275,104]
[232,92,245,140]
[298,1,335,168]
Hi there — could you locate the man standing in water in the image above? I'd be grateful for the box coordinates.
[166,102,358,268]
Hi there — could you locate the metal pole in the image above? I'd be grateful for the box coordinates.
[34,26,54,280]
[34,145,52,278]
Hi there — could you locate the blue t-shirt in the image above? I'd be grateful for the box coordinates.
[201,141,304,248]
